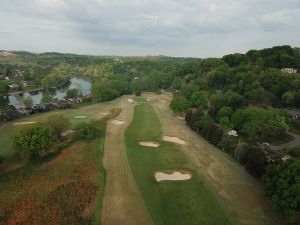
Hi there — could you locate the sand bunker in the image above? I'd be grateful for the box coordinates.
[111,119,125,125]
[176,115,185,120]
[13,121,36,126]
[139,141,160,148]
[155,171,192,182]
[128,99,134,103]
[74,116,88,119]
[61,130,75,137]
[163,136,186,145]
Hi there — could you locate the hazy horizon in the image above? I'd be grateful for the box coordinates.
[1,0,300,57]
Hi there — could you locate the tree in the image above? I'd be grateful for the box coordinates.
[172,77,182,91]
[201,122,218,141]
[218,134,238,152]
[12,123,55,159]
[22,97,33,108]
[246,147,267,177]
[217,106,233,122]
[169,95,191,113]
[66,88,81,99]
[46,114,71,139]
[0,105,19,122]
[210,127,224,145]
[191,91,208,108]
[41,95,53,104]
[262,159,300,223]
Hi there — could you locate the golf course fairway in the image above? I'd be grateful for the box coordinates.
[125,98,234,225]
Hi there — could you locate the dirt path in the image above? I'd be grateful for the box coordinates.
[101,97,153,225]
[143,92,286,225]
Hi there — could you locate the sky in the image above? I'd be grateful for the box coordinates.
[0,0,300,57]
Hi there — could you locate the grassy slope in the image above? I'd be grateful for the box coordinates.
[125,99,233,225]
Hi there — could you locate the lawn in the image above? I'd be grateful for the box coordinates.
[125,99,233,225]
[0,97,123,160]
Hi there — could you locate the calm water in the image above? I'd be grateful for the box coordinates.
[4,77,91,109]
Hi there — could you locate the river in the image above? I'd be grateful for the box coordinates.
[2,77,91,109]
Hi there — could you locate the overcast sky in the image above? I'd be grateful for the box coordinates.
[0,0,299,57]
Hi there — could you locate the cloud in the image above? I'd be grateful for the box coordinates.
[0,0,299,57]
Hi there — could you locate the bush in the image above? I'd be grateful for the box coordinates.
[75,121,101,141]
[12,123,55,159]
[46,114,71,139]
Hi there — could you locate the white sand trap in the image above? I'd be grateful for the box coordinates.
[74,116,88,119]
[177,115,185,120]
[13,121,36,126]
[155,171,192,182]
[128,98,134,103]
[111,119,125,125]
[61,130,75,137]
[163,136,186,145]
[139,141,160,148]
[99,112,108,116]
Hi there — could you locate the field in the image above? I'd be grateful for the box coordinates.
[125,98,233,225]
[0,94,288,225]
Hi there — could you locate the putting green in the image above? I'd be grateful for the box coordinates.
[125,98,233,225]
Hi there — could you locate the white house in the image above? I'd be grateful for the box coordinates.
[228,130,238,137]
[281,68,297,74]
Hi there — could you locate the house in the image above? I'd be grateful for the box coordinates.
[228,130,238,137]
[8,84,19,89]
[281,68,298,74]
[5,76,10,80]
[133,77,139,80]
[282,155,291,161]
[256,143,282,163]
[291,114,300,120]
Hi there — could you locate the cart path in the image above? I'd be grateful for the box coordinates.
[101,97,153,225]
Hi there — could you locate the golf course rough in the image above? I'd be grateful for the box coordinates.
[125,98,234,225]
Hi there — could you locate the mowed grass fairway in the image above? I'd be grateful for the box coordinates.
[125,99,233,225]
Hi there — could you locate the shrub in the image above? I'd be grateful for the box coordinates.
[75,121,101,141]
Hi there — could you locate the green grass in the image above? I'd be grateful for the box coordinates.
[125,99,233,225]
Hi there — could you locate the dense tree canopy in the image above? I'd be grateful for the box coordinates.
[262,160,300,223]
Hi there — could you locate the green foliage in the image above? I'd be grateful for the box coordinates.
[169,95,191,113]
[231,108,289,142]
[22,97,33,108]
[172,77,182,90]
[218,135,238,152]
[46,114,71,139]
[262,159,300,223]
[246,148,267,177]
[66,88,81,99]
[75,121,101,141]
[0,105,19,122]
[92,82,119,102]
[41,64,70,88]
[41,95,53,104]
[217,107,233,121]
[12,123,55,159]
[0,82,8,95]
[200,122,218,141]
[210,127,224,145]
[191,90,208,108]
